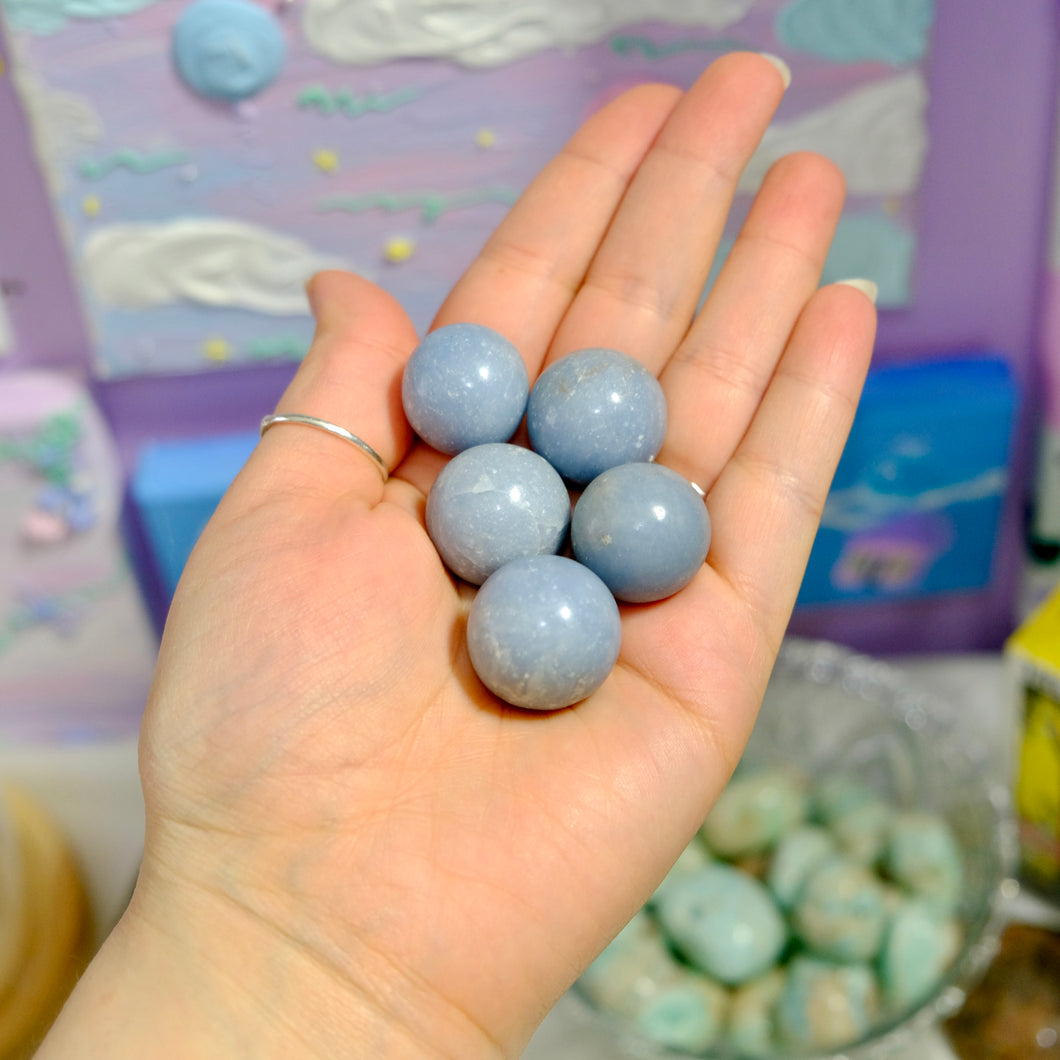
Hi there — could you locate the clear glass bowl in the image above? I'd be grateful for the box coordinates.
[571,638,1018,1060]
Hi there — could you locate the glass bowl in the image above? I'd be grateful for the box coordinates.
[571,638,1018,1059]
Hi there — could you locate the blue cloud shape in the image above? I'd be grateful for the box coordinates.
[700,212,915,311]
[775,0,936,66]
[1,0,161,36]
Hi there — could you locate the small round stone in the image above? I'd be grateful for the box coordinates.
[767,825,838,911]
[774,956,879,1053]
[402,323,529,454]
[883,811,964,912]
[466,555,621,711]
[830,797,895,865]
[571,462,711,602]
[700,767,810,859]
[726,968,786,1059]
[654,863,787,986]
[793,855,889,963]
[630,968,728,1054]
[526,347,666,484]
[425,443,570,585]
[579,911,678,1015]
[879,899,962,1013]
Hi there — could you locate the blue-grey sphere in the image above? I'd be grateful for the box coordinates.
[426,443,570,585]
[526,347,667,484]
[466,555,621,711]
[402,323,529,454]
[571,462,710,602]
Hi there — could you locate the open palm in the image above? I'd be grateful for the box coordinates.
[111,53,874,1060]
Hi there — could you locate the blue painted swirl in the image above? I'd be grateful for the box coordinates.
[172,0,286,103]
[776,0,936,66]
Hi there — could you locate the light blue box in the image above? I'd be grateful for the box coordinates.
[797,356,1018,607]
[131,430,259,598]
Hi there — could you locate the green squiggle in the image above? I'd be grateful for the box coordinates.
[297,84,421,118]
[317,187,519,224]
[0,408,82,484]
[609,34,744,59]
[78,148,190,181]
[0,560,129,658]
[246,336,309,361]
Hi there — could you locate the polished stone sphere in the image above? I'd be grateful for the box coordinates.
[466,555,621,711]
[572,462,710,603]
[526,347,666,484]
[402,323,529,454]
[425,442,570,585]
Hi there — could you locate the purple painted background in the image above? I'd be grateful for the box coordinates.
[1,0,1058,653]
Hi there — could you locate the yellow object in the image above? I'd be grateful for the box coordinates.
[0,783,89,1058]
[81,195,102,218]
[202,337,231,363]
[1006,582,1060,895]
[474,128,497,149]
[382,236,416,264]
[312,148,340,173]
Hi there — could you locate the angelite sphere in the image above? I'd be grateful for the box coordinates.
[526,348,666,484]
[402,323,529,455]
[654,863,787,986]
[466,555,621,711]
[426,443,570,585]
[572,463,710,603]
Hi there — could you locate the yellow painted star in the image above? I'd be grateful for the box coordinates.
[383,236,417,264]
[313,148,340,173]
[81,194,102,217]
[202,336,232,362]
[474,128,497,149]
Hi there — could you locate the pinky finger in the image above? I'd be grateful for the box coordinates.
[704,280,877,651]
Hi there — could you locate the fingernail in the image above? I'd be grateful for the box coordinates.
[304,273,321,316]
[759,53,792,90]
[836,278,879,305]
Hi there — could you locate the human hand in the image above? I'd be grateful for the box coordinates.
[40,52,875,1060]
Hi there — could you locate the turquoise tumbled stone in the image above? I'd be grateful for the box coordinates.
[879,899,962,1013]
[793,854,889,963]
[654,863,787,986]
[700,767,810,858]
[775,956,879,1052]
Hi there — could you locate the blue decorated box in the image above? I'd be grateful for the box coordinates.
[797,356,1018,606]
[131,430,259,598]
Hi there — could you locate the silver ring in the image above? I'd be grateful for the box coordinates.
[259,413,389,483]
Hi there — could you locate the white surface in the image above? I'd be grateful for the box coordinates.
[0,290,11,356]
[0,737,142,943]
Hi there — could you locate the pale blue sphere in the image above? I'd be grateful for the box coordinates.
[527,348,666,484]
[466,555,621,711]
[426,443,570,585]
[402,323,529,455]
[572,462,710,602]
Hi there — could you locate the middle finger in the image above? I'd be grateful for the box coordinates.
[545,51,789,372]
